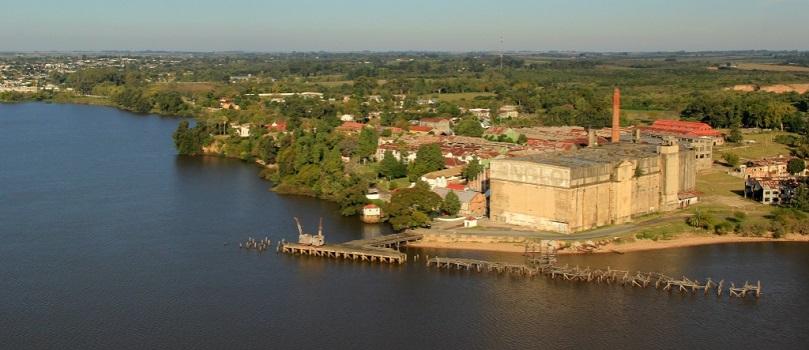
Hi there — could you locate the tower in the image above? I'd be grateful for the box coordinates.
[612,87,621,143]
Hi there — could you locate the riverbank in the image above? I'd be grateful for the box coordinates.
[409,233,809,255]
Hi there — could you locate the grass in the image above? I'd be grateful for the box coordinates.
[425,92,496,103]
[634,221,692,241]
[623,109,679,124]
[714,131,794,161]
[736,63,809,72]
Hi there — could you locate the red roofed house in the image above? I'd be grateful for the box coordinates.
[266,121,287,133]
[336,121,367,134]
[361,204,382,223]
[643,119,724,146]
[409,125,434,134]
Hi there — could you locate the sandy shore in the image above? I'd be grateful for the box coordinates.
[409,234,809,255]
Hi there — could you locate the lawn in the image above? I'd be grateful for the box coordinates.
[623,109,679,124]
[736,63,809,72]
[425,92,496,103]
[713,131,794,161]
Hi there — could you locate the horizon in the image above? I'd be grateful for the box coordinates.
[3,0,809,52]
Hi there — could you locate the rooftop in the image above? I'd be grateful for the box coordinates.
[507,143,661,169]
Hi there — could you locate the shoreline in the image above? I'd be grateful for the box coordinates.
[409,234,809,255]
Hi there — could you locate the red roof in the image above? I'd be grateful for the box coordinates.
[420,117,449,123]
[446,183,466,191]
[363,204,379,209]
[337,121,366,131]
[444,158,465,167]
[645,119,721,137]
[266,121,287,132]
[409,126,433,133]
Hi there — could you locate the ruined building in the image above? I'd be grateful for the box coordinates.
[488,88,698,233]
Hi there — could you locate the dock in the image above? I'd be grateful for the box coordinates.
[279,232,423,265]
[425,242,762,299]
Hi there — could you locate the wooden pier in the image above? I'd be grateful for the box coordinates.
[426,241,762,299]
[278,232,423,265]
[426,257,539,276]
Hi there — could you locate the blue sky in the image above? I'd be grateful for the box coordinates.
[1,0,808,51]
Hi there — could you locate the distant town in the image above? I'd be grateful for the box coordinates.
[3,50,809,253]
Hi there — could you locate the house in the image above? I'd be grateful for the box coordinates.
[744,177,802,205]
[498,105,519,118]
[340,114,355,122]
[736,156,809,179]
[361,204,382,224]
[266,121,287,133]
[464,217,479,228]
[432,188,487,217]
[219,98,241,110]
[366,188,381,200]
[229,123,251,138]
[468,108,491,120]
[419,118,452,135]
[421,167,464,189]
[409,125,434,134]
[336,121,367,134]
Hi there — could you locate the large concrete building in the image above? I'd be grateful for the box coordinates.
[489,141,696,233]
[488,88,698,233]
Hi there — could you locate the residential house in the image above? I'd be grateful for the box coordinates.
[419,118,452,135]
[432,188,487,217]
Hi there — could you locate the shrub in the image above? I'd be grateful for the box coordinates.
[714,221,735,235]
[738,222,766,237]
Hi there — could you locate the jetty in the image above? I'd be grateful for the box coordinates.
[426,242,762,299]
[278,220,422,265]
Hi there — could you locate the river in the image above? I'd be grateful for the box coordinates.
[1,103,808,349]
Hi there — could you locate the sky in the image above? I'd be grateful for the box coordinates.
[1,0,808,52]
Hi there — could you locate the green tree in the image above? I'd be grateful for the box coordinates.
[790,184,809,212]
[441,191,461,216]
[516,133,528,144]
[409,143,445,180]
[463,157,483,181]
[384,186,442,230]
[726,126,743,143]
[722,152,740,168]
[687,210,714,229]
[379,150,407,179]
[172,120,210,155]
[787,158,806,175]
[355,127,379,160]
[453,117,484,137]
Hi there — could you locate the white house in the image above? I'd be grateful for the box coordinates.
[229,123,251,138]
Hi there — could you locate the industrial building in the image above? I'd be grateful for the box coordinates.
[488,88,699,234]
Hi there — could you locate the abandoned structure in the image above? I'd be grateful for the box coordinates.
[488,89,699,233]
[744,177,802,205]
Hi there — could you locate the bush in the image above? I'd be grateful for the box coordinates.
[738,221,766,237]
[771,222,786,238]
[714,221,735,235]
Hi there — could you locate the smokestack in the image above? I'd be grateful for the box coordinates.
[587,129,598,147]
[612,87,621,143]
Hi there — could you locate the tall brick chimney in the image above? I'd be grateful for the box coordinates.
[612,87,621,143]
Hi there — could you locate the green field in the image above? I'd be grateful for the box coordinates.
[623,109,679,124]
[714,131,794,161]
[425,92,496,103]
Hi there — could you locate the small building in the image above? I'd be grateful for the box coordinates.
[229,123,251,138]
[432,188,487,217]
[468,108,491,120]
[419,118,452,135]
[219,98,241,110]
[409,125,434,135]
[421,167,464,189]
[366,188,381,200]
[361,204,382,224]
[737,156,808,179]
[266,121,287,133]
[745,177,802,205]
[336,121,367,134]
[340,114,355,122]
[463,217,478,228]
[498,105,519,119]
